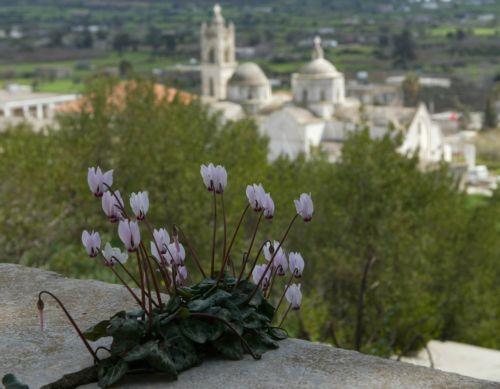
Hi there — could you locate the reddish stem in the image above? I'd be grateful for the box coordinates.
[174,224,206,278]
[38,291,98,361]
[210,190,217,278]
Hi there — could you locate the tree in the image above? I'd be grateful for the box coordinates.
[402,72,420,107]
[145,26,163,54]
[392,29,417,68]
[75,30,93,49]
[113,32,132,54]
[483,96,497,131]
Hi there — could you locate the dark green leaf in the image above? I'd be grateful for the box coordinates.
[83,319,110,341]
[98,360,128,388]
[268,327,288,340]
[123,340,158,362]
[2,374,29,389]
[160,324,201,372]
[187,290,231,312]
[180,317,210,343]
[213,333,244,360]
[164,296,181,313]
[146,344,178,377]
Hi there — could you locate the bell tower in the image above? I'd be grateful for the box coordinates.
[200,4,237,100]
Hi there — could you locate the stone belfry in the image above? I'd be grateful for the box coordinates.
[200,4,237,100]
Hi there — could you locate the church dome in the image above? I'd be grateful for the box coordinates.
[300,58,338,75]
[229,62,269,86]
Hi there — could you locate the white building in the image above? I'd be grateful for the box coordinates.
[201,4,449,167]
[291,36,345,119]
[0,85,78,132]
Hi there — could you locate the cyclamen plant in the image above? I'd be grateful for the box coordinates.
[34,164,313,387]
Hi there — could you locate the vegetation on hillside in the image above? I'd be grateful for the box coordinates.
[0,79,499,355]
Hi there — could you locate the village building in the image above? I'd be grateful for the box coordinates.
[0,84,78,132]
[200,4,452,167]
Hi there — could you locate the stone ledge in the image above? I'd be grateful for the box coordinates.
[0,263,497,388]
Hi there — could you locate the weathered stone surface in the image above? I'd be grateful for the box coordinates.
[1,263,498,388]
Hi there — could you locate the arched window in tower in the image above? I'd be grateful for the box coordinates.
[320,90,325,101]
[208,48,215,63]
[225,48,231,63]
[209,78,215,97]
[302,89,308,104]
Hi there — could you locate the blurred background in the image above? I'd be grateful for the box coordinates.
[0,0,499,382]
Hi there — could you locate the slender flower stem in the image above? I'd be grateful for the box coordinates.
[245,239,271,282]
[221,193,227,265]
[108,261,150,309]
[174,224,206,278]
[139,241,163,307]
[230,212,264,287]
[217,203,250,281]
[210,191,217,278]
[143,218,172,293]
[265,268,278,299]
[139,249,154,329]
[103,183,128,219]
[273,273,295,320]
[190,312,261,360]
[99,252,151,308]
[234,252,249,287]
[248,214,299,302]
[38,291,98,361]
[115,260,141,289]
[278,303,292,328]
[135,251,146,310]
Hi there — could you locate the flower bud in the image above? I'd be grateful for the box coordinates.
[289,252,305,278]
[118,220,141,252]
[130,191,149,220]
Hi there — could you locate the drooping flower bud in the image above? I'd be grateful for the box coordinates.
[102,190,124,223]
[285,283,302,310]
[37,298,45,331]
[288,252,305,278]
[102,242,128,266]
[87,167,113,197]
[118,220,141,252]
[246,183,267,212]
[130,191,149,220]
[81,230,101,257]
[294,193,313,222]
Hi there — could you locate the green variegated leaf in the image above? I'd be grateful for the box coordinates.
[83,319,109,341]
[98,360,128,388]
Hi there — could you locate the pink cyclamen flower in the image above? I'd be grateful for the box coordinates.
[153,228,170,254]
[102,242,128,266]
[288,252,305,278]
[118,220,141,252]
[263,240,281,261]
[165,242,186,266]
[130,191,149,220]
[274,249,288,276]
[294,193,313,222]
[176,265,188,285]
[87,167,113,197]
[81,230,101,257]
[263,192,275,220]
[252,264,271,290]
[102,190,124,223]
[246,183,266,212]
[200,163,228,193]
[285,283,302,310]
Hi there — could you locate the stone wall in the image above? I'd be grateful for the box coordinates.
[0,263,497,388]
